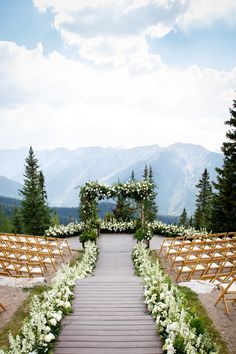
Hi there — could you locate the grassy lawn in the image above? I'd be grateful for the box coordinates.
[0,285,47,349]
[179,286,229,354]
[151,251,229,354]
[0,249,83,350]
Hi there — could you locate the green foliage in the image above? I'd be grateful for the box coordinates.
[104,211,115,221]
[12,207,23,233]
[178,208,188,227]
[134,226,153,242]
[0,206,12,232]
[19,146,51,235]
[134,227,145,241]
[179,286,229,354]
[51,211,60,227]
[113,194,134,221]
[79,228,97,246]
[211,98,236,231]
[194,168,213,230]
[142,165,158,223]
[173,334,185,354]
[190,317,205,335]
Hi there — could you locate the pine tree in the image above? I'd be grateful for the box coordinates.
[211,98,236,231]
[142,165,158,223]
[38,170,51,231]
[194,168,213,230]
[12,207,23,233]
[178,208,188,227]
[113,195,133,221]
[129,170,137,218]
[130,170,135,181]
[147,165,158,222]
[19,147,51,235]
[0,206,12,232]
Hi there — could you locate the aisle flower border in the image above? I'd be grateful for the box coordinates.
[0,241,98,354]
[133,242,218,354]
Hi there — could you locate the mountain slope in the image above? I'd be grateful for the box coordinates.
[0,144,223,215]
[0,175,22,200]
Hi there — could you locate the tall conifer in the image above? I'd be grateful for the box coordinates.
[194,168,213,230]
[19,147,51,235]
[211,98,236,231]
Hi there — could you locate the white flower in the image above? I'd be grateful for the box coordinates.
[44,333,55,343]
[49,318,57,326]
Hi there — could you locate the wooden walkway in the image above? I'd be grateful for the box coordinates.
[55,234,163,354]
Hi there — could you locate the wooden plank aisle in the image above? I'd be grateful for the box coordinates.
[55,234,163,354]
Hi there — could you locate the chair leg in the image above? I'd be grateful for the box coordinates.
[0,302,6,311]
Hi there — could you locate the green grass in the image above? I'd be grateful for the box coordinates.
[151,250,229,353]
[0,250,84,350]
[178,286,229,354]
[0,285,47,349]
[69,250,83,267]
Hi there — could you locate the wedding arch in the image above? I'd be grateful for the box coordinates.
[79,180,153,227]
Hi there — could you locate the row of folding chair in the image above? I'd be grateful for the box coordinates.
[0,233,72,277]
[158,231,236,257]
[0,258,44,278]
[0,245,57,272]
[0,238,64,267]
[0,233,71,256]
[168,239,236,270]
[173,253,236,282]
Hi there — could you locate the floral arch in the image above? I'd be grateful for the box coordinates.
[79,180,153,227]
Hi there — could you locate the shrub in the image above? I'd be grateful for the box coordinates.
[79,229,97,247]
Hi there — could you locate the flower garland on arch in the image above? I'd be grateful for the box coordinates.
[79,180,153,225]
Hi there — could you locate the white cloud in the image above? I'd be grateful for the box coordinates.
[177,0,236,29]
[0,40,235,151]
[145,23,173,38]
[33,0,236,68]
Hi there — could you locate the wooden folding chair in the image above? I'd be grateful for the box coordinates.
[215,276,236,314]
[0,302,6,311]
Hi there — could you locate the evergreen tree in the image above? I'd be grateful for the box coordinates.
[142,165,158,223]
[51,211,60,226]
[113,194,133,221]
[211,98,236,231]
[147,165,158,222]
[38,170,51,231]
[12,207,23,233]
[0,206,12,232]
[188,215,193,227]
[19,146,51,235]
[130,170,135,181]
[194,168,213,230]
[129,170,137,218]
[178,208,188,227]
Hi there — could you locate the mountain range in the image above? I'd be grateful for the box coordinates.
[0,143,223,215]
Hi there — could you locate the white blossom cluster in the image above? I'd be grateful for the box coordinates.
[132,242,218,354]
[147,221,207,238]
[0,241,98,354]
[45,222,85,237]
[100,220,135,232]
[81,180,152,201]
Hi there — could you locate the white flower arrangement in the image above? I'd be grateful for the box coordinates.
[100,220,135,233]
[147,221,207,238]
[0,241,98,354]
[45,222,86,238]
[132,242,219,354]
[45,219,206,239]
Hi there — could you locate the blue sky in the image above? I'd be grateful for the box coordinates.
[0,0,236,151]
